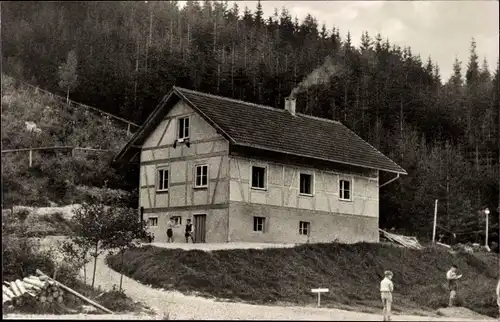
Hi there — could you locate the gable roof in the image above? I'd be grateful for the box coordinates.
[114,87,407,175]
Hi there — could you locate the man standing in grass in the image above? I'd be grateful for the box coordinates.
[446,264,462,307]
[380,270,394,321]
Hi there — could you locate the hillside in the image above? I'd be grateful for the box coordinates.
[106,243,500,318]
[1,74,137,208]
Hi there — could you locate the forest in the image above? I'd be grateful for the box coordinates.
[1,1,499,243]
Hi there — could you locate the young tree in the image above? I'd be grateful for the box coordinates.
[58,49,79,104]
[69,201,113,288]
[59,238,92,285]
[104,207,147,291]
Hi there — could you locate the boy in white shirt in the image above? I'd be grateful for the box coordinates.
[446,265,462,307]
[380,270,394,321]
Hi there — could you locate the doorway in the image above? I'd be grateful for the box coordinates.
[193,214,207,243]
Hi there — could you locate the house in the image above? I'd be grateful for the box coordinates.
[113,87,407,244]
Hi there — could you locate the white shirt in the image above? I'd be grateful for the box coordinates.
[446,269,458,280]
[167,221,175,229]
[380,277,394,292]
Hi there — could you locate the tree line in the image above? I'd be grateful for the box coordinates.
[1,1,498,243]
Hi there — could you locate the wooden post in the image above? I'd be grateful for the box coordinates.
[432,199,438,244]
[127,123,131,135]
[311,288,329,307]
[485,210,489,247]
[28,149,33,167]
[71,148,76,157]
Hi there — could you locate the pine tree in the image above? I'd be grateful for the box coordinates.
[360,31,372,52]
[254,0,263,27]
[465,38,480,87]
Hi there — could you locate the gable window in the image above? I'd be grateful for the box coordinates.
[339,179,351,201]
[253,216,265,232]
[148,217,158,227]
[251,166,266,189]
[157,168,169,192]
[299,221,310,235]
[299,173,313,195]
[178,116,190,140]
[195,164,208,188]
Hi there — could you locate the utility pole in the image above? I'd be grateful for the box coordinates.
[484,208,490,247]
[432,199,438,244]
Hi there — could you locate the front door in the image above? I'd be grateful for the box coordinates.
[193,214,207,243]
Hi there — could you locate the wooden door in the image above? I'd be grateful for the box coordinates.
[193,214,206,243]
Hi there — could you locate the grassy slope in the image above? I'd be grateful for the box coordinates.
[1,74,134,207]
[106,243,499,318]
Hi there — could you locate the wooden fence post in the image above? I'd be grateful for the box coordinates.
[127,124,131,135]
[28,149,33,167]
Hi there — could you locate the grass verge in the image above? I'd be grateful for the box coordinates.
[106,242,499,317]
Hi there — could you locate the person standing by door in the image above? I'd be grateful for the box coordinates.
[166,217,175,243]
[185,219,195,243]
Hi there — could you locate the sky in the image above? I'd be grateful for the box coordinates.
[179,0,499,82]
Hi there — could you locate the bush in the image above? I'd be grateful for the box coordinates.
[97,289,141,312]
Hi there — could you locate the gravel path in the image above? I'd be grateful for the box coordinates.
[86,251,490,321]
[4,313,158,320]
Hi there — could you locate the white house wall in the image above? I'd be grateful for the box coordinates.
[139,100,230,243]
[228,156,379,217]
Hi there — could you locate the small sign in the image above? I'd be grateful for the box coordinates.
[311,288,329,293]
[311,288,329,307]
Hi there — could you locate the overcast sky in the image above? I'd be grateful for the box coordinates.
[179,0,499,82]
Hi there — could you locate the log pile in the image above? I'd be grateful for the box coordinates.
[3,270,114,314]
[2,275,64,307]
[379,229,424,250]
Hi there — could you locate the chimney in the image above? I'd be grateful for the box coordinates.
[285,96,296,116]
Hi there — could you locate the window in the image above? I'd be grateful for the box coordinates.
[148,217,158,227]
[339,179,351,200]
[299,221,310,235]
[253,216,265,232]
[195,164,208,188]
[299,173,313,195]
[251,166,266,189]
[178,117,190,140]
[157,168,169,191]
[171,216,182,226]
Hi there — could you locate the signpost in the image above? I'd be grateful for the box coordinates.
[311,288,329,307]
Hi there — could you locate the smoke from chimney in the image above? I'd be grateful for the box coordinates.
[290,55,340,98]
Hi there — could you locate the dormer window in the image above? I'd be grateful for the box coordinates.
[178,116,190,140]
